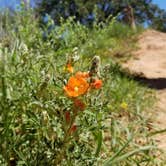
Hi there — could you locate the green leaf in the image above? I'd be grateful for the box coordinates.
[148,128,166,136]
[104,145,155,166]
[95,130,103,157]
[104,136,133,165]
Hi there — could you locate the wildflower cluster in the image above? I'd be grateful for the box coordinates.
[64,71,89,97]
[63,56,102,135]
[64,56,102,98]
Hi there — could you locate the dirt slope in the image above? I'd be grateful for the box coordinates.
[123,29,166,150]
[123,30,166,78]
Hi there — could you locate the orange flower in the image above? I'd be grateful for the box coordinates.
[66,63,74,73]
[91,79,102,89]
[69,124,77,135]
[64,75,89,97]
[74,99,86,111]
[65,111,71,124]
[75,71,89,79]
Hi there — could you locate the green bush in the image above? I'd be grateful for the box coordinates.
[0,7,164,166]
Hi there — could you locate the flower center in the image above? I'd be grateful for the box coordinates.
[74,86,79,92]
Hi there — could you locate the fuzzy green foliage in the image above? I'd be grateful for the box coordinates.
[0,8,165,166]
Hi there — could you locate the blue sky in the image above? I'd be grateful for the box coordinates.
[0,0,35,9]
[0,0,165,10]
[153,0,166,10]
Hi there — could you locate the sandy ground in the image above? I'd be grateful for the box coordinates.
[123,29,166,151]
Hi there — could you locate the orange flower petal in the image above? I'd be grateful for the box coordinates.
[75,71,89,79]
[64,74,89,97]
[69,125,77,135]
[91,79,102,89]
[74,99,85,111]
[66,64,74,73]
[65,111,71,124]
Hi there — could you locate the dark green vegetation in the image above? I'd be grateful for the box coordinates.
[0,5,165,166]
[37,0,166,32]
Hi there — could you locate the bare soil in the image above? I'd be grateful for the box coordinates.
[123,29,166,151]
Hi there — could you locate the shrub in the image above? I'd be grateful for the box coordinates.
[0,7,163,166]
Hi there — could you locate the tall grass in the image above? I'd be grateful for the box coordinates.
[0,7,164,165]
